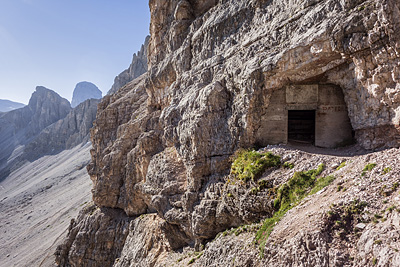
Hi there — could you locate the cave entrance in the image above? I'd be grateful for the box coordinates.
[255,84,353,148]
[288,110,315,144]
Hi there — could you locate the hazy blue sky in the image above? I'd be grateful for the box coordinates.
[0,0,150,104]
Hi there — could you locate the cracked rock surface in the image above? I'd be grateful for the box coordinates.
[56,0,400,266]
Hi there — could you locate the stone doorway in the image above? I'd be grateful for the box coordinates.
[255,84,353,148]
[288,110,315,144]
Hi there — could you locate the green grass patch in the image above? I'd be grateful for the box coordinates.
[336,161,346,170]
[310,175,335,195]
[231,149,281,182]
[325,199,368,239]
[255,164,333,256]
[283,162,294,169]
[273,163,325,210]
[361,163,377,176]
[363,163,377,172]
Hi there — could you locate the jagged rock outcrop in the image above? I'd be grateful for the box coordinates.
[71,82,102,108]
[15,86,71,137]
[0,86,71,179]
[57,0,400,266]
[114,214,190,267]
[0,99,25,112]
[55,204,132,267]
[23,98,100,161]
[108,36,150,95]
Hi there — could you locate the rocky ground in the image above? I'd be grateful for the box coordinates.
[0,144,92,267]
[130,144,400,267]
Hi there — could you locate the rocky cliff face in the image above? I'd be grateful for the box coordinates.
[71,82,102,108]
[108,36,150,95]
[57,0,400,266]
[18,86,71,137]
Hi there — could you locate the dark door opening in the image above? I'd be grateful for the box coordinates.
[288,110,315,144]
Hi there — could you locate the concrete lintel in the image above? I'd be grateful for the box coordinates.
[286,104,318,110]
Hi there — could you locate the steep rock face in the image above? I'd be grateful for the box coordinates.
[71,82,102,108]
[58,0,400,266]
[108,36,150,95]
[0,99,25,112]
[0,86,71,179]
[114,214,189,267]
[55,204,132,267]
[23,98,100,161]
[18,86,71,137]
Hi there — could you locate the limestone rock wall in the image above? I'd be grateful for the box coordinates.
[58,0,400,266]
[55,204,132,267]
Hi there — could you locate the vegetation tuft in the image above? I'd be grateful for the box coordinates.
[336,161,346,170]
[273,164,325,211]
[325,199,368,239]
[255,164,334,256]
[188,251,203,265]
[361,163,377,176]
[382,167,392,175]
[231,149,281,182]
[363,163,377,172]
[283,162,294,169]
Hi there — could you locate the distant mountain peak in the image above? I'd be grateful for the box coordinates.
[71,82,102,108]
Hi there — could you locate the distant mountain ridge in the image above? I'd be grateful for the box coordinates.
[0,85,100,181]
[0,99,25,112]
[0,86,71,179]
[24,98,100,161]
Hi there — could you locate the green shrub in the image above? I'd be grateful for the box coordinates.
[231,149,281,182]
